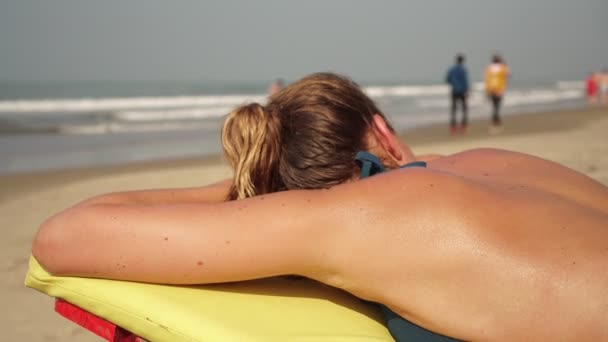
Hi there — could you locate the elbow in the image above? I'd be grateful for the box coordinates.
[33,213,69,275]
[32,207,88,276]
[33,203,120,277]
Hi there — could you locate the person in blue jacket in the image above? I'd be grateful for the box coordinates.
[445,54,470,134]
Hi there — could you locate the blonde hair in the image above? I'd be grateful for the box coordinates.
[221,103,282,200]
[221,73,393,200]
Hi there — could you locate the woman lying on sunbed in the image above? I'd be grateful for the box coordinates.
[33,73,608,341]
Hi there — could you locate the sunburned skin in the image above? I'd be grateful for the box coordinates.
[33,148,608,341]
[320,149,608,340]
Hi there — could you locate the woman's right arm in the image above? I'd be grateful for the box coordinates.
[78,178,232,206]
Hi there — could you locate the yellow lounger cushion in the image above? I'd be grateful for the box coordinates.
[25,257,394,342]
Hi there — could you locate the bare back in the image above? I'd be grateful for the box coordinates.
[323,148,608,340]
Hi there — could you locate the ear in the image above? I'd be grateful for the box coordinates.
[371,115,405,164]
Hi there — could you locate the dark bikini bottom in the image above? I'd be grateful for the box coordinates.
[381,305,461,342]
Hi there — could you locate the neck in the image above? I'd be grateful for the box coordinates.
[398,142,417,166]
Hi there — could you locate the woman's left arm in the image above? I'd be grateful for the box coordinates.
[32,187,336,286]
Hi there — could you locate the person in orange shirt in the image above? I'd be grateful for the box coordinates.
[600,69,608,105]
[485,55,510,132]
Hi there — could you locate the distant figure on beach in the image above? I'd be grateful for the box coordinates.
[268,79,285,96]
[484,54,510,133]
[586,72,599,105]
[599,69,608,105]
[445,54,470,135]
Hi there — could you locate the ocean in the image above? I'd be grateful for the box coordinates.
[0,79,585,174]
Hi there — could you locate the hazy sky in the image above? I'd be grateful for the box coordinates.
[1,0,607,83]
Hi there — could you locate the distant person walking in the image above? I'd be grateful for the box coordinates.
[599,69,608,105]
[445,54,470,135]
[485,54,510,133]
[586,72,598,105]
[268,79,285,97]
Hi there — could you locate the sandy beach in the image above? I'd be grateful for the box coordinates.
[1,106,607,341]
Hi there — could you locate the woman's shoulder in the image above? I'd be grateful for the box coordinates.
[429,148,560,173]
[317,162,482,221]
